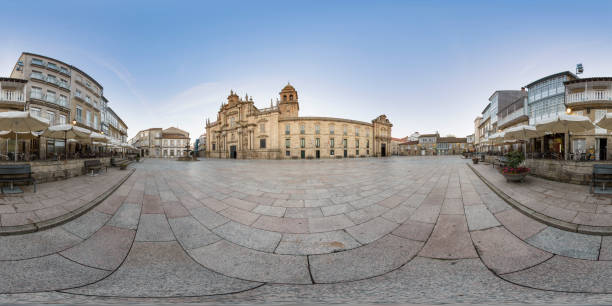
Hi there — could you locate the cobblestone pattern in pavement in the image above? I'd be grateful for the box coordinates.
[0,157,611,304]
[0,168,133,232]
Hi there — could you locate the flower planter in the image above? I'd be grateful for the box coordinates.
[501,170,529,182]
[472,158,479,164]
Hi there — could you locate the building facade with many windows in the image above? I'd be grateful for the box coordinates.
[9,52,107,132]
[130,127,190,158]
[205,84,392,159]
[1,52,128,158]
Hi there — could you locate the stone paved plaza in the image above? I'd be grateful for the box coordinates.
[1,156,612,304]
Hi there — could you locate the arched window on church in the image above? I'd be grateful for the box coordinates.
[283,95,287,101]
[289,94,293,101]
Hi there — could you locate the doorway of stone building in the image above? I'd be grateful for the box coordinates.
[381,143,386,157]
[598,138,607,160]
[301,150,305,159]
[343,150,347,158]
[230,145,237,159]
[316,150,320,159]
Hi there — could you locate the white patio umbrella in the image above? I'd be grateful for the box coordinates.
[0,112,49,161]
[41,124,91,158]
[535,114,595,160]
[595,113,612,131]
[0,131,40,161]
[503,125,540,158]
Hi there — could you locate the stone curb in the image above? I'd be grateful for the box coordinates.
[467,163,612,236]
[0,168,136,236]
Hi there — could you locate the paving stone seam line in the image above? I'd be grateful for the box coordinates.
[0,174,142,295]
[0,227,87,262]
[467,164,612,236]
[55,176,144,294]
[56,252,114,272]
[161,203,270,288]
[305,255,315,284]
[496,256,612,295]
[182,238,306,285]
[0,168,136,236]
[309,233,426,285]
[462,164,612,293]
[462,163,558,260]
[467,224,555,277]
[57,282,269,300]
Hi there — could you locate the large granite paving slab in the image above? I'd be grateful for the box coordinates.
[0,227,82,260]
[61,210,111,239]
[419,214,478,259]
[309,234,422,283]
[60,225,135,271]
[107,203,141,230]
[189,206,230,229]
[345,217,398,244]
[601,236,612,261]
[392,220,434,242]
[0,254,109,293]
[494,209,547,240]
[471,226,553,274]
[189,240,311,284]
[168,216,221,250]
[526,226,601,260]
[275,230,361,255]
[135,214,175,242]
[464,205,500,231]
[66,241,260,297]
[212,221,281,253]
[502,255,612,293]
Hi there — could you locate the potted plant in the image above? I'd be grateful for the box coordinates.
[472,156,479,164]
[501,151,529,182]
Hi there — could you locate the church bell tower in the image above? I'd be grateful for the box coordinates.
[279,83,299,118]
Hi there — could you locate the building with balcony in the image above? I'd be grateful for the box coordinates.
[102,106,128,143]
[477,103,491,151]
[4,52,128,159]
[497,90,528,130]
[564,77,612,160]
[0,78,27,112]
[8,52,109,132]
[205,84,392,159]
[526,71,578,125]
[130,127,190,158]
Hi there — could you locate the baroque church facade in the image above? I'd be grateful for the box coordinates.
[205,84,392,159]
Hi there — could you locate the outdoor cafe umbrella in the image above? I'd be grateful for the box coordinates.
[535,114,595,160]
[504,125,540,158]
[0,131,40,160]
[41,124,91,158]
[0,112,49,161]
[596,113,612,131]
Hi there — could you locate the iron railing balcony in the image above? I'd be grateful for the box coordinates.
[566,90,612,106]
[0,90,26,102]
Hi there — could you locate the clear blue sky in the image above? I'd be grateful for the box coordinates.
[2,0,612,141]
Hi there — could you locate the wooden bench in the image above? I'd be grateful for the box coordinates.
[591,164,612,194]
[84,159,107,176]
[0,164,36,193]
[493,156,508,169]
